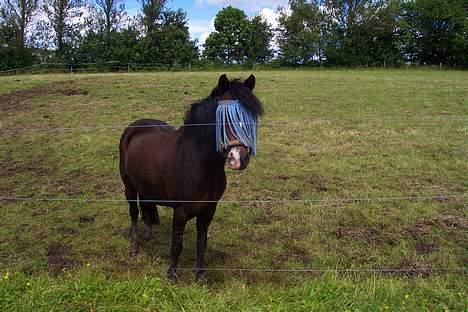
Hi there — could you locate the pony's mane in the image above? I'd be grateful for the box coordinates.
[182,79,263,140]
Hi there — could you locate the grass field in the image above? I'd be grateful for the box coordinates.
[0,70,467,310]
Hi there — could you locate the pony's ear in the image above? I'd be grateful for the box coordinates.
[244,74,255,90]
[218,74,230,91]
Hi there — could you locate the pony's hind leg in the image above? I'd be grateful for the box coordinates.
[167,208,188,282]
[140,197,160,241]
[125,186,139,256]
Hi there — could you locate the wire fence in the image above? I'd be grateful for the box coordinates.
[0,61,256,76]
[1,194,465,205]
[1,74,466,278]
[0,259,465,275]
[0,115,466,134]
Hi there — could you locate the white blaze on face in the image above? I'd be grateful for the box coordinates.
[227,146,242,169]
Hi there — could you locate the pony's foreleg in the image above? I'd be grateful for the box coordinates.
[167,208,187,281]
[125,187,139,256]
[195,206,216,283]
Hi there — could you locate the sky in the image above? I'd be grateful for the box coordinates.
[124,0,289,45]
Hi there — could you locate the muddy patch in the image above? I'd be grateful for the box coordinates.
[335,225,396,245]
[56,226,79,236]
[404,219,435,238]
[415,242,438,254]
[278,244,312,266]
[0,82,87,112]
[307,175,328,192]
[206,249,229,265]
[405,215,468,238]
[47,242,80,274]
[250,203,285,225]
[388,257,433,278]
[79,215,95,223]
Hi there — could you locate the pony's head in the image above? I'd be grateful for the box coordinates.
[215,74,263,170]
[183,74,263,170]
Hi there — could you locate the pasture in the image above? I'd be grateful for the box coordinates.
[0,70,467,310]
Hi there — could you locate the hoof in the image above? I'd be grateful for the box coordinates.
[143,225,153,241]
[167,268,179,282]
[130,243,139,257]
[196,271,207,285]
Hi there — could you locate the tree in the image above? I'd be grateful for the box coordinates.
[0,0,38,69]
[203,6,250,64]
[245,15,274,65]
[1,0,38,48]
[42,0,83,61]
[277,0,322,65]
[95,0,125,38]
[321,0,404,66]
[403,0,468,66]
[140,0,166,33]
[137,8,198,65]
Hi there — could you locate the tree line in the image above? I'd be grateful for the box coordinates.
[0,0,467,71]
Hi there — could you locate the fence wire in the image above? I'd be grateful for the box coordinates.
[0,194,465,204]
[0,115,467,133]
[0,258,465,275]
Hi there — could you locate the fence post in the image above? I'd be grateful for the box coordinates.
[16,68,19,75]
[70,65,73,74]
[128,64,130,73]
[439,62,442,70]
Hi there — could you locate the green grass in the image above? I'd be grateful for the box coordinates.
[0,70,467,310]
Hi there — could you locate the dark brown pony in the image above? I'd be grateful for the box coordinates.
[119,74,263,282]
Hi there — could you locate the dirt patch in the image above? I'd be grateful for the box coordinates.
[0,82,87,112]
[278,244,312,266]
[79,215,95,223]
[404,219,435,238]
[405,215,467,238]
[438,215,468,229]
[415,242,438,254]
[57,226,79,236]
[206,249,228,265]
[432,194,452,203]
[307,175,328,192]
[388,257,433,278]
[250,203,285,225]
[335,224,396,246]
[47,242,80,274]
[0,149,56,198]
[289,190,301,200]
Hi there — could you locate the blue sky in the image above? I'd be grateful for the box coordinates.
[124,0,289,45]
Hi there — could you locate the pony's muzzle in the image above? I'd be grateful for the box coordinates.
[227,146,250,170]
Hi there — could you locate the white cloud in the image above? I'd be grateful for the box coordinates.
[195,0,289,12]
[188,18,215,48]
[188,4,290,49]
[259,8,279,29]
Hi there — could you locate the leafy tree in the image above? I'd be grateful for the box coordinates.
[140,0,166,33]
[0,0,38,69]
[245,15,274,65]
[403,0,468,66]
[203,6,250,64]
[1,0,38,48]
[277,0,322,65]
[321,0,404,66]
[42,0,83,62]
[137,8,198,66]
[95,0,126,38]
